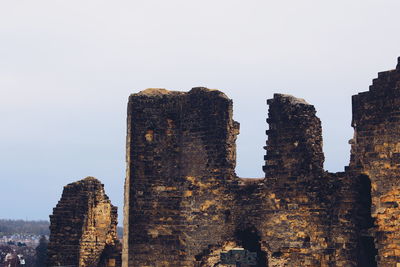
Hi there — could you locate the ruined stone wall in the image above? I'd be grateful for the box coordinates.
[123,89,367,267]
[251,94,374,266]
[123,58,400,267]
[350,58,400,266]
[259,95,339,266]
[48,177,121,267]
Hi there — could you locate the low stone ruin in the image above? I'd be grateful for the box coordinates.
[47,177,121,267]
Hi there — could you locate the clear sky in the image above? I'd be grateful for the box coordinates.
[1,0,400,223]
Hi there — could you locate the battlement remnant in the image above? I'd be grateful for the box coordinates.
[48,177,121,267]
[264,93,324,180]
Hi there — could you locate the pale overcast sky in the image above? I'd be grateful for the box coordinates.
[1,0,400,222]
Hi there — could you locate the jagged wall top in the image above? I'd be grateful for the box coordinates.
[123,58,400,266]
[349,57,400,266]
[264,93,324,179]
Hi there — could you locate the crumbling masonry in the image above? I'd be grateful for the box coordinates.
[123,58,400,266]
[47,58,400,267]
[48,177,121,267]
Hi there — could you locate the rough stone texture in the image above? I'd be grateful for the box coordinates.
[123,88,239,266]
[48,177,121,267]
[350,57,400,266]
[123,58,400,267]
[263,93,324,179]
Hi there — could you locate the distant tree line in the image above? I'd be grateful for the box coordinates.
[0,220,49,236]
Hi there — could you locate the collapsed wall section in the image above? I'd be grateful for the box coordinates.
[351,58,400,266]
[259,94,333,266]
[123,87,239,266]
[259,94,371,266]
[48,177,121,267]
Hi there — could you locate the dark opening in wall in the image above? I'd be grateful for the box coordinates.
[235,227,268,267]
[356,174,377,267]
[357,175,374,229]
[357,236,377,267]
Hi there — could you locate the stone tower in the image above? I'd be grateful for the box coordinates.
[123,88,239,266]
